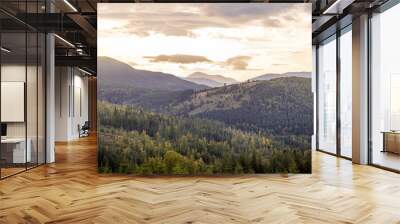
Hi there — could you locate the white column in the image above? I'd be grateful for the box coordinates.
[46,33,55,163]
[45,0,56,163]
[312,45,317,151]
[352,14,369,164]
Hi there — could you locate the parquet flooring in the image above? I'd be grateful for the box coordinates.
[1,135,400,224]
[0,167,26,178]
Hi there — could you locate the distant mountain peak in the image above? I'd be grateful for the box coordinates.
[187,72,238,85]
[98,57,207,91]
[250,72,311,81]
[98,56,127,65]
[189,72,208,77]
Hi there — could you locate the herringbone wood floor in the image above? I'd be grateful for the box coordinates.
[1,135,400,224]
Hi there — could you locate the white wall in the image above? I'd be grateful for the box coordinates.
[71,73,89,138]
[55,67,89,141]
[1,82,25,122]
[1,65,32,138]
[1,63,46,164]
[1,65,26,136]
[55,67,70,141]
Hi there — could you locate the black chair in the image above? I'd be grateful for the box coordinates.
[79,121,90,138]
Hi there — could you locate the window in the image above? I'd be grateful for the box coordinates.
[317,35,337,154]
[371,3,400,171]
[339,27,352,158]
[390,74,400,130]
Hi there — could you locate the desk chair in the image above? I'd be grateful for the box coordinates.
[79,121,90,138]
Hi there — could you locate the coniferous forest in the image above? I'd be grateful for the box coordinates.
[98,57,313,175]
[98,102,311,174]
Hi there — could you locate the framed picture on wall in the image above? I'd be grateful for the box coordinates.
[97,3,313,175]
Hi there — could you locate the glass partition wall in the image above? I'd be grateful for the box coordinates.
[0,31,27,177]
[316,25,352,159]
[0,5,46,179]
[370,3,400,171]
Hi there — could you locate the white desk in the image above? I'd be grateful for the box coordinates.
[382,131,400,154]
[1,138,31,163]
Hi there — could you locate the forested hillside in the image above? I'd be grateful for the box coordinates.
[98,85,193,111]
[167,77,313,136]
[98,102,311,174]
[99,77,313,139]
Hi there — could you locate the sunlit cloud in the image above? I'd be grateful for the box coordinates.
[144,54,213,64]
[223,56,252,70]
[98,3,311,81]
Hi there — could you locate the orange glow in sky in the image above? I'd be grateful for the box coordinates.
[98,3,311,81]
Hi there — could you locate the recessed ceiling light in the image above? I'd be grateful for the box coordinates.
[323,0,355,15]
[1,47,11,53]
[54,34,75,48]
[78,67,92,76]
[63,0,78,12]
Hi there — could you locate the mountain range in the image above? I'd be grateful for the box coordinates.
[98,56,312,144]
[250,72,311,81]
[184,72,238,87]
[98,56,311,89]
[98,57,207,91]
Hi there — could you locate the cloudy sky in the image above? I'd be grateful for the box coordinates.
[98,4,311,81]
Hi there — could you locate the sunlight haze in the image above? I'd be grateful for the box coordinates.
[98,3,311,81]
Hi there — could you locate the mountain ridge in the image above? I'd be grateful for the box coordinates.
[251,72,311,81]
[98,56,207,91]
[183,77,224,87]
[164,77,313,136]
[188,72,238,85]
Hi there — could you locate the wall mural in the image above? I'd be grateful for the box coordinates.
[97,3,313,175]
